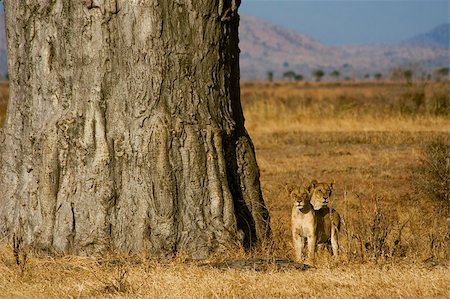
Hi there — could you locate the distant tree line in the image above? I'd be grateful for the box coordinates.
[265,65,449,82]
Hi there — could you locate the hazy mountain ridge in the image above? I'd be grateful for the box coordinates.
[406,23,449,47]
[0,10,7,79]
[239,16,343,79]
[240,15,449,80]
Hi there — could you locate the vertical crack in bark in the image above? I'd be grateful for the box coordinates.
[69,202,76,251]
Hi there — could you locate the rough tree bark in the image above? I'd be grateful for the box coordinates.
[0,0,270,258]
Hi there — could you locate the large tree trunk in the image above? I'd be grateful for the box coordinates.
[0,0,270,258]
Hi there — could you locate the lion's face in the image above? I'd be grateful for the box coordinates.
[290,188,310,211]
[308,180,334,210]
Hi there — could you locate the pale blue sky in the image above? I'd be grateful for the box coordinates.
[240,0,450,45]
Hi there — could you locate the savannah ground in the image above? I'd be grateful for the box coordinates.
[1,80,449,298]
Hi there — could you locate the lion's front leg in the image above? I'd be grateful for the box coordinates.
[331,226,339,258]
[293,232,305,262]
[306,234,316,264]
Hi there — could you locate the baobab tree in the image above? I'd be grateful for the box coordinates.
[0,0,270,259]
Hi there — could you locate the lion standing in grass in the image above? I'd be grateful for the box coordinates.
[289,180,341,263]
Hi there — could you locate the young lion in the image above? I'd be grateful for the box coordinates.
[308,180,340,257]
[289,180,341,263]
[289,185,317,263]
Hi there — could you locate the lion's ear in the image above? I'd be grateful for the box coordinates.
[285,184,294,194]
[308,179,318,193]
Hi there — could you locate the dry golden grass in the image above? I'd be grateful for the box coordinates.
[243,81,450,136]
[245,81,449,266]
[0,246,449,299]
[0,81,8,127]
[0,81,449,298]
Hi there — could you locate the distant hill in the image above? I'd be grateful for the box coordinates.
[406,23,450,47]
[0,9,6,79]
[239,15,449,80]
[239,15,342,80]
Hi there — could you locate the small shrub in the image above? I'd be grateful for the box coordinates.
[365,197,390,260]
[417,138,450,204]
[428,89,450,116]
[399,87,425,115]
[343,195,397,263]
